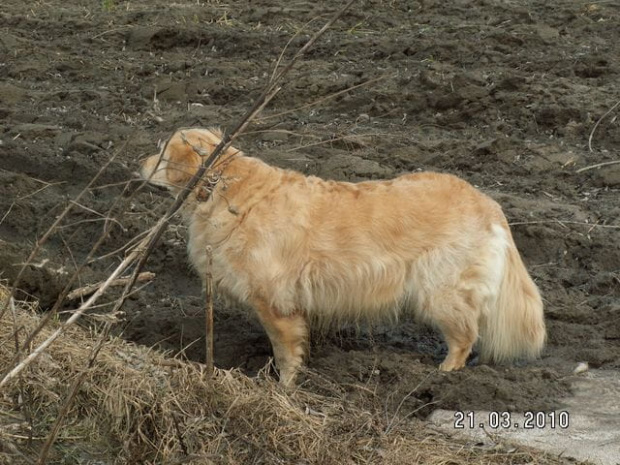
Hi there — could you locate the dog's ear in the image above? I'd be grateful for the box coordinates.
[164,135,202,187]
[201,127,245,160]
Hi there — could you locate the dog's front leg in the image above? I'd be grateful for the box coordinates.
[251,298,308,388]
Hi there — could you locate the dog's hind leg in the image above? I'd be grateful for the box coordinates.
[425,287,481,372]
[252,298,308,388]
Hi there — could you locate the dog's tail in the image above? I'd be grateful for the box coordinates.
[478,238,546,364]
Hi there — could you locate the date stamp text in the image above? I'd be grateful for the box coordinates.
[454,411,570,430]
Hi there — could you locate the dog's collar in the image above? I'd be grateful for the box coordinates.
[196,171,221,202]
[195,148,240,202]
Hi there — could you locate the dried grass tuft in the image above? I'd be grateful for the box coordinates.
[0,284,570,464]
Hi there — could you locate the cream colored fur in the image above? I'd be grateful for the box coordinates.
[139,128,546,387]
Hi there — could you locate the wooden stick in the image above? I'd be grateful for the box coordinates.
[10,168,138,361]
[65,272,155,301]
[0,244,141,389]
[37,321,114,465]
[0,148,121,324]
[509,220,620,229]
[0,0,357,390]
[205,246,214,377]
[38,262,158,462]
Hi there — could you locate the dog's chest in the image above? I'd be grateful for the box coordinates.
[185,203,241,271]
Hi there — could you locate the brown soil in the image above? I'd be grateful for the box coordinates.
[1,0,619,432]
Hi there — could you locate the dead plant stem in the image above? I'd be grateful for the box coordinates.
[36,321,114,465]
[66,272,155,301]
[5,160,136,370]
[205,246,214,376]
[576,159,620,173]
[0,0,357,389]
[0,148,120,324]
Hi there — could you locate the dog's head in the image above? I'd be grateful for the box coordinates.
[139,128,239,195]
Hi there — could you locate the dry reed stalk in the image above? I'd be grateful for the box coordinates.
[575,159,620,173]
[0,0,357,391]
[205,246,215,377]
[256,74,388,123]
[36,320,114,465]
[3,146,139,370]
[65,272,156,301]
[0,148,121,323]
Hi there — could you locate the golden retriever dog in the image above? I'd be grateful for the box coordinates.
[139,128,546,387]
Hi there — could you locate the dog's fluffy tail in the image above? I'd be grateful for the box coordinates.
[479,240,546,364]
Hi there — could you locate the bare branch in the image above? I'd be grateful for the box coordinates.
[66,272,156,301]
[0,0,357,389]
[257,75,388,123]
[205,246,214,377]
[0,144,123,322]
[575,159,620,174]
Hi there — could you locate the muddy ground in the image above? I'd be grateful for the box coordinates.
[1,0,619,424]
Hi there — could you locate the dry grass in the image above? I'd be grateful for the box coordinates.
[0,285,571,464]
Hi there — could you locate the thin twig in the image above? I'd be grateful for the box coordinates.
[0,202,15,227]
[68,200,127,230]
[205,246,214,377]
[575,159,620,174]
[88,228,151,263]
[106,0,358,342]
[0,245,141,389]
[509,220,620,229]
[0,148,121,322]
[257,75,387,122]
[0,0,357,389]
[385,371,434,434]
[66,272,155,301]
[285,132,386,152]
[588,98,620,152]
[270,18,315,84]
[36,320,115,465]
[17,181,63,201]
[5,164,138,369]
